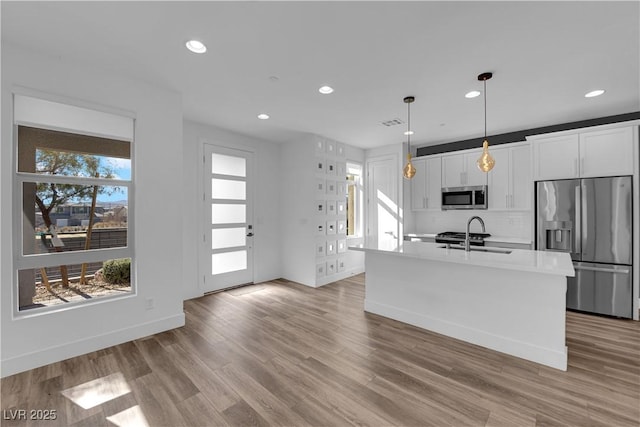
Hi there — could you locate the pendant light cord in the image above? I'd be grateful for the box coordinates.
[483,79,487,140]
[407,101,411,154]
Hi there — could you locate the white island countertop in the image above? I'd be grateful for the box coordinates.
[350,241,574,277]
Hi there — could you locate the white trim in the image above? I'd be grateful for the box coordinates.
[14,93,134,142]
[17,248,131,270]
[365,299,567,370]
[0,313,185,378]
[11,289,137,321]
[12,85,136,119]
[16,173,131,187]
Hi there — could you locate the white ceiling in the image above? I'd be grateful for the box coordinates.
[2,1,639,149]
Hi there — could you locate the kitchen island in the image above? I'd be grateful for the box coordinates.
[349,241,575,370]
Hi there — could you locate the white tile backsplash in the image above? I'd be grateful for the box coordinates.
[412,210,532,240]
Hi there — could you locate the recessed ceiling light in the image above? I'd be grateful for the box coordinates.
[585,89,605,98]
[319,86,334,94]
[465,90,481,98]
[257,113,270,120]
[185,40,207,54]
[404,131,414,136]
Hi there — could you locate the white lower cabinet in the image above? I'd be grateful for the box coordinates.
[411,156,441,210]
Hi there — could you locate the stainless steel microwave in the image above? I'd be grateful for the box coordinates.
[441,185,488,210]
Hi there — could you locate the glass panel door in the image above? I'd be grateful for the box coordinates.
[203,145,253,292]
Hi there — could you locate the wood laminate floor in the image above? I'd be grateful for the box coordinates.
[2,274,639,426]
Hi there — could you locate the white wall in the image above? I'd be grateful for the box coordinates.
[279,135,367,287]
[1,45,185,376]
[182,120,282,300]
[279,137,316,286]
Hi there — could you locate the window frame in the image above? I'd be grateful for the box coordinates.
[12,93,136,316]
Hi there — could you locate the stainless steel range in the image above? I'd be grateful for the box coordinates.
[435,231,491,247]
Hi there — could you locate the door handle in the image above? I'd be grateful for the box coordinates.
[246,232,254,237]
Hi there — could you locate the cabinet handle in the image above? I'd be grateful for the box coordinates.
[581,157,584,174]
[573,159,578,176]
[425,196,428,209]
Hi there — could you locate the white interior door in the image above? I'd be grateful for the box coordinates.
[367,155,400,251]
[202,144,254,292]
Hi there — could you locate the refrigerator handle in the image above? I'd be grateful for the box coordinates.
[581,181,588,258]
[573,264,630,274]
[574,184,581,256]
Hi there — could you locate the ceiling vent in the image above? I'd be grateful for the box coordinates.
[381,118,404,127]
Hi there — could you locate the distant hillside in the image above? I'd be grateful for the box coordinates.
[97,200,128,207]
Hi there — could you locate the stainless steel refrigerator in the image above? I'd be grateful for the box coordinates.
[536,176,633,318]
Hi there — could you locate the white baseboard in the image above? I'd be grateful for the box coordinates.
[315,267,365,287]
[365,300,567,371]
[1,313,185,378]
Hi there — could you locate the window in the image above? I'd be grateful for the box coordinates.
[14,94,134,313]
[346,162,363,237]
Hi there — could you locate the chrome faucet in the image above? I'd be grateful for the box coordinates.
[465,216,486,251]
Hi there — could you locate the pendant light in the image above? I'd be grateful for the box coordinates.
[402,96,416,179]
[476,72,495,172]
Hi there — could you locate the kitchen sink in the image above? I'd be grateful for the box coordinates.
[437,245,512,255]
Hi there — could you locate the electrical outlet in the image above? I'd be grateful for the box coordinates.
[146,297,155,310]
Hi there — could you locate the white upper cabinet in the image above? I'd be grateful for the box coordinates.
[510,144,532,210]
[531,125,634,180]
[464,150,488,186]
[489,143,532,210]
[442,149,486,187]
[532,134,579,180]
[426,156,443,210]
[488,147,509,209]
[411,156,442,211]
[410,157,427,210]
[579,127,634,177]
[442,154,465,187]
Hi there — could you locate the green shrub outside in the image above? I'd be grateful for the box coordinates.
[102,258,131,284]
